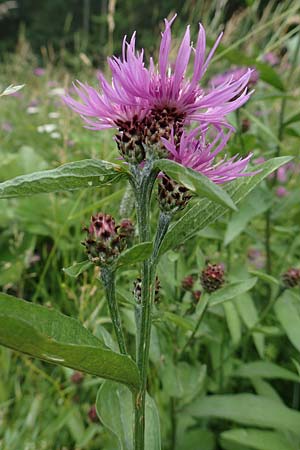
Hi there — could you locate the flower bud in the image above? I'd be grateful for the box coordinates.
[133,276,160,304]
[115,119,145,164]
[282,268,300,288]
[82,213,126,266]
[192,290,202,303]
[119,218,135,245]
[200,263,225,293]
[71,371,84,384]
[88,405,99,423]
[181,274,196,291]
[158,174,191,212]
[241,118,250,133]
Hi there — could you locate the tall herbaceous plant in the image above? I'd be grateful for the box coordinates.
[0,16,291,450]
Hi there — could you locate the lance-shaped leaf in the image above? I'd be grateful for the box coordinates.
[0,159,127,198]
[96,381,161,450]
[0,293,140,391]
[116,242,153,267]
[187,394,300,436]
[159,157,292,255]
[154,159,237,211]
[63,260,93,278]
[209,278,257,307]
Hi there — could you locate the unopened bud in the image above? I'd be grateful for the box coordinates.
[119,218,135,245]
[200,263,225,293]
[82,213,126,266]
[158,174,191,212]
[192,290,202,303]
[181,274,196,291]
[282,268,300,288]
[133,276,160,304]
[71,371,84,384]
[88,405,99,423]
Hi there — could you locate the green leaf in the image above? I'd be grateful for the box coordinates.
[251,378,283,403]
[160,157,292,255]
[187,394,300,435]
[163,311,194,331]
[248,270,279,286]
[283,111,300,128]
[96,381,161,450]
[153,159,237,211]
[223,302,241,347]
[234,361,300,382]
[221,429,297,450]
[0,293,140,391]
[0,159,127,198]
[275,290,300,352]
[63,260,93,278]
[235,293,264,358]
[116,242,153,267]
[209,278,257,307]
[224,188,272,245]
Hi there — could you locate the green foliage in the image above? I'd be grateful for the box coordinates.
[0,1,300,448]
[96,381,161,450]
[0,293,140,391]
[0,159,127,198]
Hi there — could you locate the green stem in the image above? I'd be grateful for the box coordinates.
[178,295,209,359]
[100,267,127,355]
[133,164,157,450]
[132,166,171,450]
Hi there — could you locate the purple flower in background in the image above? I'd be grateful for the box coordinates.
[64,16,253,133]
[210,66,259,90]
[276,186,288,197]
[34,68,46,77]
[161,126,254,183]
[248,248,265,269]
[1,121,13,132]
[262,52,279,66]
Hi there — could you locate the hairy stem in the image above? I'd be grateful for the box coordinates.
[133,166,171,450]
[100,267,127,355]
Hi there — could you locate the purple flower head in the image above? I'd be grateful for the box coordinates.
[262,52,279,66]
[1,121,13,132]
[210,66,259,90]
[276,186,288,197]
[63,16,253,145]
[34,68,46,77]
[161,126,253,183]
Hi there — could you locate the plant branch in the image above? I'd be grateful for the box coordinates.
[100,267,127,355]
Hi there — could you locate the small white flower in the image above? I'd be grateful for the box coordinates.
[48,112,60,119]
[50,132,61,139]
[48,87,65,96]
[27,106,39,114]
[37,124,57,133]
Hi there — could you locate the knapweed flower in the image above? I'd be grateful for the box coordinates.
[210,66,259,90]
[64,15,253,163]
[276,186,288,198]
[181,274,196,291]
[133,276,160,304]
[161,126,253,184]
[83,213,128,266]
[282,268,300,289]
[158,173,192,211]
[200,262,225,293]
[262,52,279,66]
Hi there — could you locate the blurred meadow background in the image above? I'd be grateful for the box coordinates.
[1,0,300,449]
